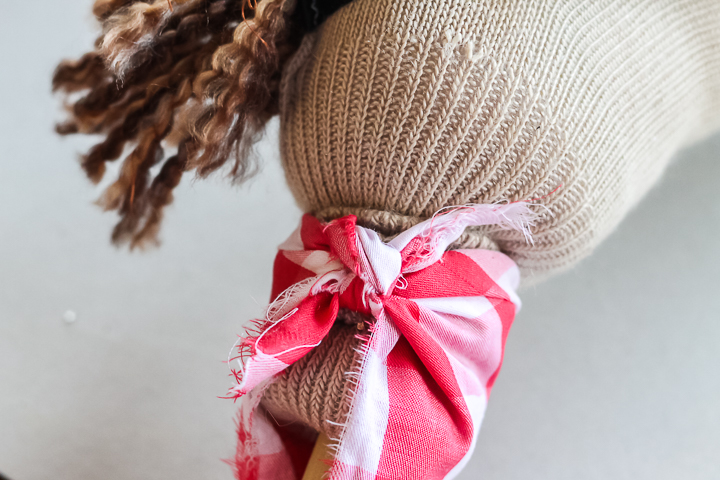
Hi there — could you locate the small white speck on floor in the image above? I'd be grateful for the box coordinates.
[62,310,77,324]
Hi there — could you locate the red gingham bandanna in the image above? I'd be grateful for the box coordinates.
[228,202,536,480]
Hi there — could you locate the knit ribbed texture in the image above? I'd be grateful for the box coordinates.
[261,317,363,437]
[279,0,720,281]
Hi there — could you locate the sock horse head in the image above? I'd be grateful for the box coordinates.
[54,0,720,477]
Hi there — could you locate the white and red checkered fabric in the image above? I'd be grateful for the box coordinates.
[228,203,535,480]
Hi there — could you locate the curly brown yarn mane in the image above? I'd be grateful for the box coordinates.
[53,0,300,247]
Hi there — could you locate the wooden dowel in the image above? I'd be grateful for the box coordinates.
[302,432,333,480]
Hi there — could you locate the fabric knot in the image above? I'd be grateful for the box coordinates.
[227,201,538,480]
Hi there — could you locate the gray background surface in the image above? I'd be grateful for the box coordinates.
[1,2,719,479]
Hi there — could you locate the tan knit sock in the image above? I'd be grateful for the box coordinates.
[264,0,720,435]
[262,312,364,437]
[280,0,720,282]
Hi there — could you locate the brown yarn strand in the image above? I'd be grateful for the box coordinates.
[53,0,301,247]
[92,0,138,20]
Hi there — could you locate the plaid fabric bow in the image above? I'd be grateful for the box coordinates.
[228,202,535,480]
